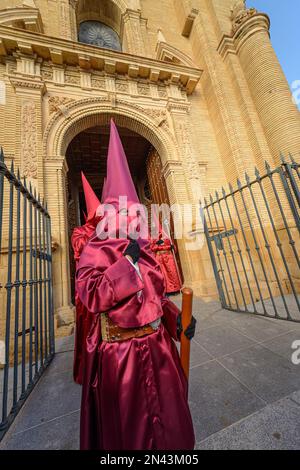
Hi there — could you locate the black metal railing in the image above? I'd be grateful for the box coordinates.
[201,155,300,322]
[0,148,55,440]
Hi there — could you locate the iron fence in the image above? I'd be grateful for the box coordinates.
[0,148,55,441]
[201,156,300,322]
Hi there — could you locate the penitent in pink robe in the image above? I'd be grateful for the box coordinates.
[150,238,182,294]
[71,220,98,385]
[76,235,195,450]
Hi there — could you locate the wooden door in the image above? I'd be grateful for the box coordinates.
[146,147,183,281]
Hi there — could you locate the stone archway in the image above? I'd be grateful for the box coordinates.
[43,97,195,330]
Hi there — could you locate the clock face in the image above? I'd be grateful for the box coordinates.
[78,21,121,51]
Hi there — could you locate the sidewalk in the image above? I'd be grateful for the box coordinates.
[1,297,300,450]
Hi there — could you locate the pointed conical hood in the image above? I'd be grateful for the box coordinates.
[104,119,139,206]
[81,171,100,220]
[101,176,108,202]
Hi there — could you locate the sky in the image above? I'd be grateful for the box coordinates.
[248,0,300,108]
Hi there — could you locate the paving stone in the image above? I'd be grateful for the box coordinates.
[262,330,300,361]
[197,393,300,450]
[190,339,214,368]
[222,312,298,342]
[0,410,80,450]
[5,366,81,434]
[219,344,300,403]
[194,324,256,358]
[188,360,265,442]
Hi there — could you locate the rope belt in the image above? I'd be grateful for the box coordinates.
[101,313,160,343]
[157,250,170,254]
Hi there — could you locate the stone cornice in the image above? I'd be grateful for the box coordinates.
[162,160,184,179]
[0,25,202,94]
[9,75,46,94]
[218,13,270,59]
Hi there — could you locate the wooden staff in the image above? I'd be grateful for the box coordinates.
[180,287,193,382]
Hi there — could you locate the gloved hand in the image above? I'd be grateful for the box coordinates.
[177,314,197,340]
[124,238,141,264]
[156,239,164,246]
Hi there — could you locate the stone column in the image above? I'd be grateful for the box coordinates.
[69,0,78,41]
[44,158,74,335]
[122,9,147,56]
[234,11,300,161]
[165,101,212,297]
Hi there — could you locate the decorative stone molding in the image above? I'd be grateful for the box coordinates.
[231,1,258,34]
[9,76,46,94]
[43,96,178,166]
[218,12,271,59]
[0,4,44,34]
[156,39,197,68]
[122,9,146,56]
[162,160,184,180]
[48,96,75,115]
[21,100,38,179]
[0,25,202,95]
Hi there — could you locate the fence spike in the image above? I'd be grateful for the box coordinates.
[280,153,286,164]
[0,147,4,162]
[237,178,242,189]
[245,172,250,184]
[215,190,219,201]
[289,152,295,163]
[254,166,260,179]
[264,160,271,173]
[204,197,208,207]
[17,168,20,181]
[10,160,14,173]
[209,194,214,204]
[222,186,226,197]
[23,176,27,188]
[228,182,234,193]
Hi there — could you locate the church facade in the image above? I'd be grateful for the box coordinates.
[0,0,299,335]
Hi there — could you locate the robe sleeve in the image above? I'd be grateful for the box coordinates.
[76,255,144,314]
[161,297,180,341]
[71,227,89,262]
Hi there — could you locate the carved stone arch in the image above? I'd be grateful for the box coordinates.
[44,97,179,166]
[0,2,43,33]
[156,41,196,68]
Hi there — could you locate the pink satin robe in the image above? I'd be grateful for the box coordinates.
[150,238,182,294]
[76,235,195,450]
[71,221,98,385]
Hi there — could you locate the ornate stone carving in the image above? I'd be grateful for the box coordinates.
[21,100,37,179]
[59,0,69,39]
[144,108,169,128]
[174,120,200,181]
[91,76,105,89]
[137,82,150,96]
[48,96,75,115]
[231,0,257,33]
[65,71,80,85]
[41,65,53,81]
[116,79,129,93]
[158,85,167,98]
